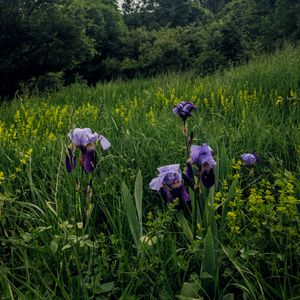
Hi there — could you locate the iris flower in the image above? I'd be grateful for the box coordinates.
[173,101,196,121]
[149,164,190,205]
[65,128,111,173]
[240,153,259,166]
[186,144,216,188]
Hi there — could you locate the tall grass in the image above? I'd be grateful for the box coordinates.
[0,45,299,299]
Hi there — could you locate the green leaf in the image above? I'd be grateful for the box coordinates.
[219,142,229,184]
[122,181,140,246]
[201,228,216,298]
[200,272,213,279]
[222,293,234,300]
[207,186,217,236]
[177,212,193,242]
[46,201,57,217]
[134,170,143,236]
[99,281,114,293]
[61,244,72,251]
[177,282,201,299]
[50,240,58,254]
[21,232,32,242]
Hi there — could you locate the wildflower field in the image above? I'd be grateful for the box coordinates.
[0,45,300,300]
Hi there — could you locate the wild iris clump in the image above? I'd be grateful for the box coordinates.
[66,127,111,173]
[64,127,111,221]
[149,164,190,208]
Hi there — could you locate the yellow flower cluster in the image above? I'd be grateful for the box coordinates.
[115,103,129,124]
[225,172,300,239]
[275,89,299,106]
[0,102,100,146]
[114,96,147,125]
[155,87,182,110]
[230,159,242,180]
[9,148,33,180]
[74,102,99,124]
[146,106,156,126]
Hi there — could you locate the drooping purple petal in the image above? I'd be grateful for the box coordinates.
[99,135,111,150]
[65,148,76,172]
[190,144,216,168]
[169,185,190,207]
[160,186,172,202]
[68,128,99,147]
[180,185,190,202]
[201,169,215,188]
[83,148,96,173]
[149,164,183,191]
[157,164,181,174]
[240,153,259,165]
[149,176,165,191]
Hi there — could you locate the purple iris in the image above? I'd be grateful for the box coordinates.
[173,101,196,121]
[65,128,111,173]
[190,144,216,170]
[188,144,216,188]
[240,153,259,166]
[149,164,190,205]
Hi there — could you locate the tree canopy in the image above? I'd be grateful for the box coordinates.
[0,0,299,98]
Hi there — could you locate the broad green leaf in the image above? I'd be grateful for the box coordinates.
[99,281,114,293]
[50,240,58,254]
[222,293,235,300]
[176,282,201,299]
[219,143,229,185]
[122,181,140,246]
[201,228,216,298]
[177,212,193,242]
[134,170,143,235]
[200,272,213,279]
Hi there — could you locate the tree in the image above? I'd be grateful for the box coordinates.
[69,0,127,83]
[123,0,210,29]
[0,0,94,98]
[200,0,230,13]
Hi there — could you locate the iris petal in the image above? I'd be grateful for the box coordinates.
[173,101,196,121]
[99,135,111,150]
[84,149,96,173]
[160,186,172,202]
[240,153,259,165]
[180,185,190,202]
[201,169,215,188]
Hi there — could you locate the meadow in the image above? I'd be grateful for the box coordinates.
[0,45,299,299]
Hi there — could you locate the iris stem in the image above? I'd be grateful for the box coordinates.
[193,189,197,239]
[193,186,201,239]
[183,121,190,158]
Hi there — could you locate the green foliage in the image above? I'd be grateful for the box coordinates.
[1,0,300,99]
[123,0,212,29]
[0,0,95,98]
[0,43,300,299]
[0,0,126,98]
